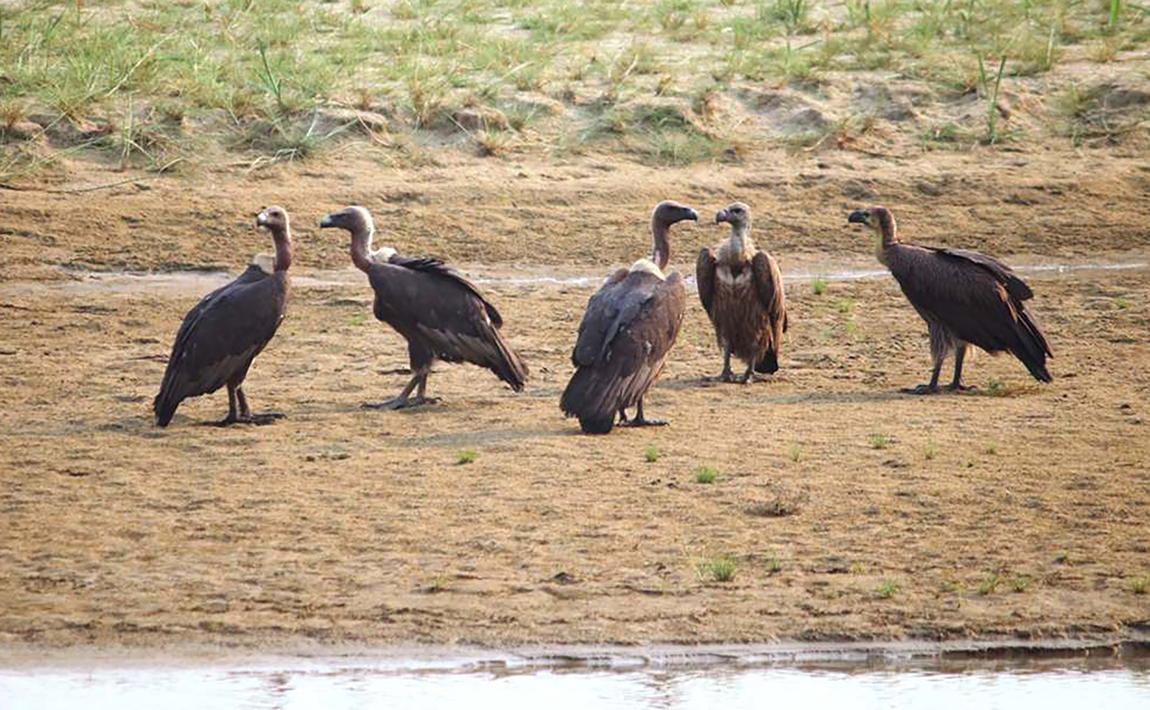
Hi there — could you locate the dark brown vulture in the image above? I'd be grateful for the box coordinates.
[848,206,1052,393]
[697,202,788,383]
[154,206,292,426]
[319,206,527,409]
[560,201,698,434]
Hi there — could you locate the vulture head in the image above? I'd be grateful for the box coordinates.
[319,206,374,235]
[848,206,897,238]
[256,206,290,234]
[715,202,751,231]
[652,200,699,228]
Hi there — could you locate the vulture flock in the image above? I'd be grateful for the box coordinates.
[154,201,1053,432]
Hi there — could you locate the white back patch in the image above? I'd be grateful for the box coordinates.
[370,246,397,264]
[629,258,665,280]
[251,253,276,274]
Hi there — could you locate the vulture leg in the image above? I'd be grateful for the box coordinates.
[364,367,438,410]
[617,408,630,425]
[234,386,284,425]
[718,349,736,383]
[216,383,241,425]
[902,319,948,395]
[619,398,667,428]
[945,343,974,392]
[739,361,756,385]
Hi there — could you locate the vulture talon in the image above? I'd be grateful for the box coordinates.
[154,207,292,428]
[560,201,698,435]
[620,417,668,428]
[698,202,787,389]
[320,206,528,416]
[849,206,1052,390]
[901,384,940,395]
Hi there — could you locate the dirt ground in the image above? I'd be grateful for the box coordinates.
[1,136,1150,652]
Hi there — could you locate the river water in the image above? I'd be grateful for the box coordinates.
[3,644,1148,709]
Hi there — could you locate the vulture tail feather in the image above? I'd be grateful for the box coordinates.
[560,367,619,435]
[755,349,780,374]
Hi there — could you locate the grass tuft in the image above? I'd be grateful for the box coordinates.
[869,434,890,450]
[644,445,660,463]
[811,277,828,295]
[456,449,477,465]
[695,466,717,484]
[696,556,737,582]
[876,580,899,599]
[1129,577,1148,595]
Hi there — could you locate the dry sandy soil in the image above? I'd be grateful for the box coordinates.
[2,125,1150,653]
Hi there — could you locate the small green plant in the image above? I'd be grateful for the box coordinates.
[456,449,477,465]
[976,574,1000,595]
[645,445,660,463]
[697,556,737,582]
[811,277,828,295]
[876,580,899,598]
[835,299,854,315]
[984,442,998,455]
[1129,576,1148,595]
[869,434,890,450]
[985,379,1009,397]
[695,466,717,484]
[1009,576,1030,593]
[788,443,801,462]
[1054,553,1069,564]
[765,558,783,575]
[850,561,866,574]
[976,53,1008,145]
[348,313,367,326]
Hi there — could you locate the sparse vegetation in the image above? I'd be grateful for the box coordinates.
[977,574,1000,596]
[1130,576,1148,595]
[876,580,899,599]
[695,466,717,484]
[765,558,783,575]
[984,442,998,456]
[811,278,828,296]
[1009,575,1031,593]
[696,555,737,582]
[645,445,660,463]
[924,442,938,461]
[869,434,891,450]
[788,443,801,462]
[456,449,477,465]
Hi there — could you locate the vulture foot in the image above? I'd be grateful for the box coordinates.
[945,383,975,393]
[900,384,941,395]
[363,396,439,411]
[215,412,284,426]
[716,370,738,383]
[620,417,668,428]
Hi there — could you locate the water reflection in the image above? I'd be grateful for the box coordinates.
[3,652,1148,710]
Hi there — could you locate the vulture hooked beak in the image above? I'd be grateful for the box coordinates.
[318,214,336,229]
[847,209,871,228]
[255,209,268,227]
[715,208,729,225]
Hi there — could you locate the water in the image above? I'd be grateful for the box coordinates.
[1,258,1146,299]
[3,645,1148,709]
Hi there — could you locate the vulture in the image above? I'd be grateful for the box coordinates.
[154,206,292,427]
[848,206,1052,393]
[560,200,698,434]
[697,202,788,383]
[319,206,527,409]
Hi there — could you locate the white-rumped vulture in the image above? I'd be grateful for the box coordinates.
[848,206,1052,393]
[697,202,788,383]
[560,201,698,434]
[153,206,292,426]
[319,206,527,409]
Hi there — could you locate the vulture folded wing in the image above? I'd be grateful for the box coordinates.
[571,268,630,367]
[933,247,1034,301]
[389,255,505,328]
[695,247,718,318]
[750,251,786,323]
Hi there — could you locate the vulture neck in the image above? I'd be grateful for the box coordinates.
[270,226,292,273]
[650,219,672,271]
[350,225,376,273]
[874,217,899,266]
[722,223,754,263]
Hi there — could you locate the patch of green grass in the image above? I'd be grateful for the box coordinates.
[348,313,367,326]
[1129,576,1148,595]
[869,434,890,450]
[765,558,783,575]
[876,580,899,599]
[984,442,998,456]
[811,277,828,295]
[696,555,737,582]
[976,574,1000,596]
[1009,575,1031,593]
[834,299,854,315]
[985,379,1010,397]
[645,445,660,463]
[695,466,718,484]
[788,443,801,463]
[456,449,477,465]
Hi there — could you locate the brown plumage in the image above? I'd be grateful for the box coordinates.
[848,206,1052,393]
[560,201,698,434]
[697,202,788,383]
[319,206,527,409]
[154,206,292,427]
